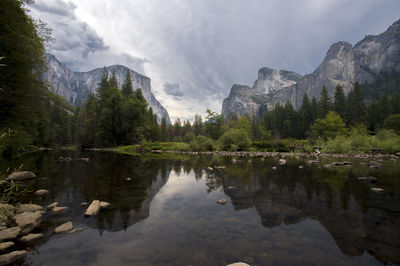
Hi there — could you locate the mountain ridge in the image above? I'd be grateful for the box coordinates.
[43,54,171,124]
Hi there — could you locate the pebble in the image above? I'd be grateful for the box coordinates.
[34,189,49,196]
[217,199,227,205]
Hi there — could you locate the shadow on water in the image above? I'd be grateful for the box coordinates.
[1,152,399,265]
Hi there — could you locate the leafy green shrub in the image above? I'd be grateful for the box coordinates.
[384,114,400,134]
[371,130,400,153]
[183,132,195,143]
[218,128,251,151]
[190,135,214,151]
[311,111,347,139]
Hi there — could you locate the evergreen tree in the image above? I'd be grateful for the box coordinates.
[193,114,203,136]
[299,93,313,138]
[334,85,345,118]
[161,116,167,141]
[121,70,133,96]
[318,86,331,118]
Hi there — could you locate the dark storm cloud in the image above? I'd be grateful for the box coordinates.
[163,83,184,98]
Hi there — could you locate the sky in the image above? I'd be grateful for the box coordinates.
[28,0,400,122]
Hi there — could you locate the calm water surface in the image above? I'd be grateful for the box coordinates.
[3,151,400,265]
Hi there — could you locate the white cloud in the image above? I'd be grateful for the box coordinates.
[29,0,400,122]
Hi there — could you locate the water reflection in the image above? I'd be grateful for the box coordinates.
[2,152,399,265]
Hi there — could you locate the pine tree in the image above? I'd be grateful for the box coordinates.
[193,114,203,136]
[121,70,133,96]
[334,85,346,118]
[318,86,331,118]
[161,116,167,141]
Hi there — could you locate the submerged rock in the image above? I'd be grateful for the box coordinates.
[217,199,227,205]
[0,227,21,242]
[51,206,69,214]
[85,200,101,216]
[358,176,378,184]
[5,171,36,181]
[278,159,286,165]
[18,233,43,243]
[16,204,43,213]
[54,222,73,233]
[298,165,304,169]
[0,250,28,265]
[100,201,111,209]
[14,211,42,235]
[34,189,49,196]
[272,166,277,170]
[45,202,58,211]
[371,187,385,193]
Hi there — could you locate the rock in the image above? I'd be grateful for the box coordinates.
[99,201,111,209]
[45,202,58,210]
[0,203,14,215]
[85,200,101,216]
[14,211,42,235]
[308,160,319,164]
[298,165,304,169]
[323,164,332,168]
[371,187,385,193]
[232,159,237,163]
[34,189,49,196]
[0,250,28,265]
[278,159,286,165]
[81,202,88,206]
[0,242,14,251]
[272,166,277,170]
[16,204,43,213]
[18,233,43,243]
[51,206,69,214]
[5,171,36,181]
[227,263,250,266]
[54,222,73,233]
[75,157,89,162]
[217,199,227,205]
[125,178,132,181]
[207,167,213,171]
[0,227,20,241]
[69,227,86,234]
[358,176,378,184]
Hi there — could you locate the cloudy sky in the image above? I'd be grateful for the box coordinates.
[29,0,400,122]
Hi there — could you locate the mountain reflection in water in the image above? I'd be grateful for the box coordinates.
[3,151,398,265]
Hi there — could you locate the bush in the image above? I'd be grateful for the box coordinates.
[190,135,214,151]
[183,132,195,143]
[371,129,400,154]
[218,128,251,151]
[311,111,347,139]
[384,114,400,134]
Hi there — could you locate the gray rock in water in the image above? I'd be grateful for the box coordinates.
[227,263,250,266]
[0,250,28,265]
[358,176,378,184]
[272,166,277,170]
[371,187,385,193]
[0,242,14,251]
[51,206,69,214]
[14,211,42,235]
[45,202,58,211]
[85,200,101,216]
[278,159,287,165]
[16,204,43,214]
[0,227,21,242]
[5,171,36,181]
[54,222,73,233]
[99,201,111,209]
[18,233,43,243]
[216,199,227,205]
[35,189,49,196]
[298,165,304,169]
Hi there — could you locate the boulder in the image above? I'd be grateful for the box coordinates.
[14,211,42,235]
[18,233,43,243]
[34,189,49,196]
[0,242,14,251]
[85,200,101,216]
[51,206,69,214]
[16,204,43,213]
[5,171,36,181]
[207,167,213,171]
[217,199,227,205]
[298,165,304,169]
[99,201,111,209]
[0,203,14,215]
[0,227,20,241]
[272,166,277,170]
[0,250,28,265]
[227,263,250,266]
[54,222,73,233]
[45,202,58,211]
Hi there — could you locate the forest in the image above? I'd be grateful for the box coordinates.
[1,0,400,158]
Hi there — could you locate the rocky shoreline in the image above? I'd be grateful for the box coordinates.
[0,171,110,265]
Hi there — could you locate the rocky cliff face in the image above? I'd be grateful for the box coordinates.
[43,54,171,124]
[222,18,400,118]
